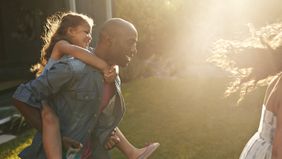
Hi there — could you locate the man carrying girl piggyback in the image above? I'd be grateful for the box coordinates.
[13,11,159,159]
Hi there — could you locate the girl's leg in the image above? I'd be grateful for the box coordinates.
[41,104,62,159]
[115,128,159,159]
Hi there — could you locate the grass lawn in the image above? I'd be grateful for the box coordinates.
[0,130,34,159]
[1,76,265,159]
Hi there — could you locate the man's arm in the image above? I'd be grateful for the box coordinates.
[12,61,73,132]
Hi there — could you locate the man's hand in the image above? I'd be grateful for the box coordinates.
[62,136,83,150]
[104,129,120,150]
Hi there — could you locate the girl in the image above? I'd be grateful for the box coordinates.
[33,12,159,159]
[208,22,282,159]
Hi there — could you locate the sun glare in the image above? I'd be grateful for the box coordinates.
[165,0,171,6]
[175,0,256,62]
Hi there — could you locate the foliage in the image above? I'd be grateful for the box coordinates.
[114,0,282,81]
[120,55,182,82]
[114,0,183,58]
[114,0,191,80]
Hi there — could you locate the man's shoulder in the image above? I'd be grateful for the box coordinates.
[58,57,87,73]
[59,57,101,75]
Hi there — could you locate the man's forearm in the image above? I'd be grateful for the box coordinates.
[12,98,42,132]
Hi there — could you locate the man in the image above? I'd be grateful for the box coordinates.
[12,18,138,158]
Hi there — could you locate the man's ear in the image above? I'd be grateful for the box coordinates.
[104,34,114,47]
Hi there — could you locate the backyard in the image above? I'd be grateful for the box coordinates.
[1,0,282,158]
[0,75,265,159]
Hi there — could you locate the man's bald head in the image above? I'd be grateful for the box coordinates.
[98,18,137,42]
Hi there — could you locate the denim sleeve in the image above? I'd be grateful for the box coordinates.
[94,126,114,147]
[94,103,117,146]
[13,61,73,109]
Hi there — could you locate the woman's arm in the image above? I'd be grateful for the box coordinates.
[271,76,282,159]
[272,103,282,159]
[52,40,109,73]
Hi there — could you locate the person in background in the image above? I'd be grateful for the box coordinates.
[208,22,282,159]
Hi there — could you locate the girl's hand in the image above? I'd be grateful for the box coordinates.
[103,66,117,83]
[104,129,120,150]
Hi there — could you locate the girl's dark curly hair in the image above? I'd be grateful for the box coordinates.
[207,23,282,102]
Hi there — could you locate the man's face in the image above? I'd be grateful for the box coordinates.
[108,29,138,67]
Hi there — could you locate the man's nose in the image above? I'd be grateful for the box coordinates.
[130,46,137,56]
[87,34,92,41]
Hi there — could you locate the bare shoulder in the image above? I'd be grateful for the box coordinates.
[270,74,282,87]
[270,73,282,112]
[276,73,282,124]
[274,73,282,90]
[54,40,71,49]
[264,73,282,108]
[266,74,282,94]
[52,40,71,59]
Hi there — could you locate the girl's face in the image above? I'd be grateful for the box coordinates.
[68,23,92,48]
